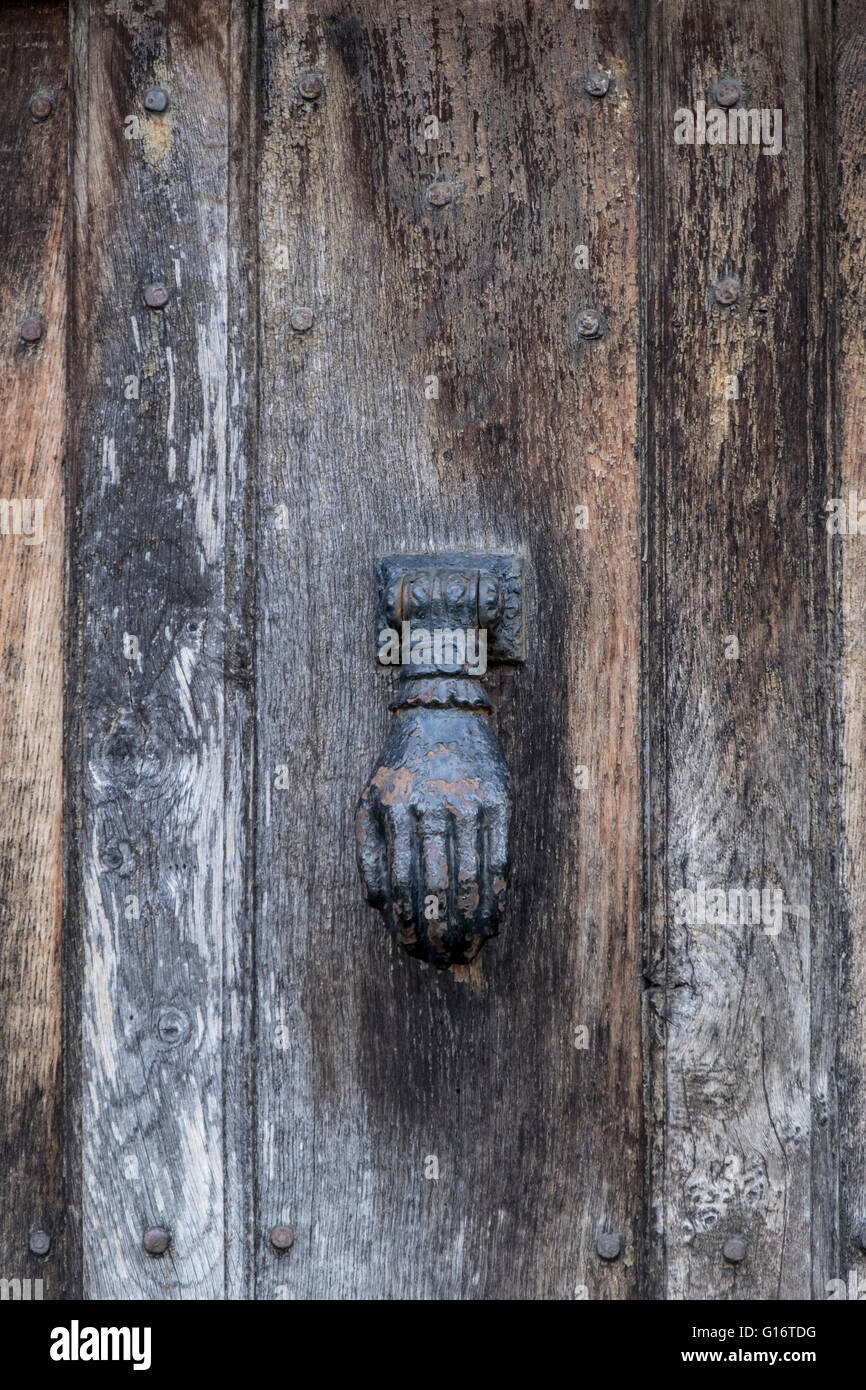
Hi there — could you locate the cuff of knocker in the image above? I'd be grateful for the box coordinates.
[390,675,492,711]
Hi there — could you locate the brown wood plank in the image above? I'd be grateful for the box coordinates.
[69,0,246,1298]
[0,0,68,1300]
[254,0,642,1298]
[644,0,834,1298]
[836,0,866,1301]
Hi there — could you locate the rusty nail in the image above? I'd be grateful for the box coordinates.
[143,282,170,310]
[426,183,452,208]
[29,94,53,121]
[298,71,324,101]
[713,277,740,307]
[144,88,168,114]
[29,1230,51,1256]
[19,317,44,343]
[723,1235,747,1264]
[596,1231,621,1260]
[585,70,611,98]
[290,306,314,332]
[577,309,601,338]
[143,1226,170,1256]
[711,77,744,108]
[269,1224,294,1252]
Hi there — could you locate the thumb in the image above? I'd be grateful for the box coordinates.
[355,793,388,909]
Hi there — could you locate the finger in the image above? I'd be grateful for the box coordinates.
[477,802,510,940]
[419,827,453,967]
[355,796,388,909]
[452,816,482,958]
[382,802,421,952]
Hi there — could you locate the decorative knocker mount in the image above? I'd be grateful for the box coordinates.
[355,553,524,968]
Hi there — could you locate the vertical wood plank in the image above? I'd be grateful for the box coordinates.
[255,0,642,1298]
[221,0,258,1303]
[836,0,866,1298]
[70,0,245,1298]
[645,0,833,1298]
[0,0,68,1299]
[803,0,836,1302]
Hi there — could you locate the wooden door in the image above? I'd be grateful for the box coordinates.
[0,0,862,1303]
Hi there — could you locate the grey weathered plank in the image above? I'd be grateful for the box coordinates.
[803,0,838,1302]
[254,0,642,1298]
[220,0,258,1303]
[69,0,244,1298]
[644,0,833,1298]
[0,0,68,1299]
[835,0,866,1301]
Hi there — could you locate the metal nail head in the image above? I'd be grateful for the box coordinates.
[723,1235,747,1264]
[143,1226,171,1256]
[298,72,324,101]
[30,94,54,121]
[713,277,740,307]
[711,77,744,109]
[19,317,44,343]
[144,88,168,114]
[270,1224,294,1251]
[290,306,314,332]
[585,71,611,98]
[143,283,170,310]
[596,1231,622,1260]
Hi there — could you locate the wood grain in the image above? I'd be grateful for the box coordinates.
[836,0,866,1296]
[69,0,245,1298]
[0,0,853,1303]
[221,0,258,1303]
[0,1,68,1298]
[644,0,833,1299]
[254,0,642,1298]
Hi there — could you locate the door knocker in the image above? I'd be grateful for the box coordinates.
[355,553,524,968]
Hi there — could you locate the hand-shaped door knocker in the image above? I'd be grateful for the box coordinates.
[355,553,524,968]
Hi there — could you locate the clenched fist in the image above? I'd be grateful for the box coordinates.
[356,701,511,968]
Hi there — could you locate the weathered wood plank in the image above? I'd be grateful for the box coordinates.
[836,0,866,1301]
[803,0,837,1303]
[255,0,642,1298]
[221,0,258,1303]
[644,0,832,1298]
[0,1,68,1299]
[69,0,243,1298]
